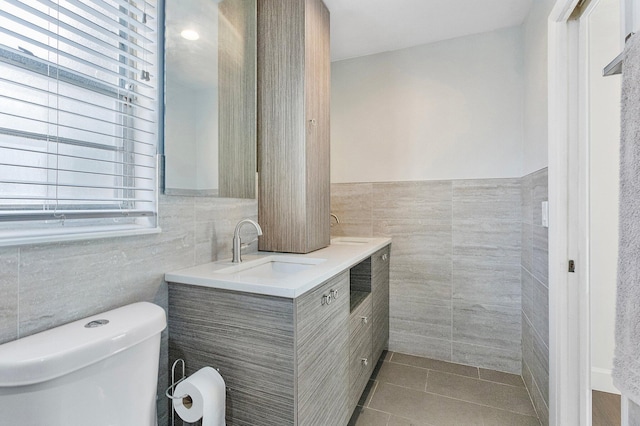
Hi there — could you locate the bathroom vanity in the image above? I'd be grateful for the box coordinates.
[166,237,391,425]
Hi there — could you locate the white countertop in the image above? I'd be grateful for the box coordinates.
[165,237,392,298]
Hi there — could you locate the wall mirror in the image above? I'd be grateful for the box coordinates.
[163,0,256,198]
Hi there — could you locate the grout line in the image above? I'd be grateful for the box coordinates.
[522,310,550,352]
[387,413,438,426]
[386,358,478,379]
[477,376,526,388]
[359,406,391,424]
[522,361,545,423]
[530,366,549,415]
[366,380,379,408]
[420,388,539,418]
[381,381,538,419]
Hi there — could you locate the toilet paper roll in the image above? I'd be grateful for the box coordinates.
[173,367,226,426]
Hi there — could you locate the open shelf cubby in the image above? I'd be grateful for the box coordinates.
[349,257,372,313]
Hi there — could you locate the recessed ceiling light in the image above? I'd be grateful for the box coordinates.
[180,29,200,41]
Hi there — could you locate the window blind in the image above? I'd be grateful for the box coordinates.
[0,0,159,244]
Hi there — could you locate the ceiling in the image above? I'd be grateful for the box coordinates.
[323,0,534,62]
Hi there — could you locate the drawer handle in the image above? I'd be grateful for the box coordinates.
[382,253,388,262]
[321,289,339,306]
[361,358,368,367]
[360,316,368,325]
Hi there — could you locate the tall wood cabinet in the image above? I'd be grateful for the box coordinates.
[257,0,331,253]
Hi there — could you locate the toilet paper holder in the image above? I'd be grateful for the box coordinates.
[166,359,188,426]
[166,359,188,400]
[166,359,222,426]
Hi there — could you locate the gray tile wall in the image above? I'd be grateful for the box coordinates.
[0,195,257,426]
[521,168,549,425]
[331,178,523,374]
[629,399,640,425]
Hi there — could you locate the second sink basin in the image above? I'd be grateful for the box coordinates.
[331,237,371,245]
[214,256,326,280]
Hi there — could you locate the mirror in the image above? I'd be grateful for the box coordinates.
[163,0,256,198]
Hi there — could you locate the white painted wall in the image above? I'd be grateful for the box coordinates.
[588,0,621,395]
[330,26,524,183]
[522,0,556,175]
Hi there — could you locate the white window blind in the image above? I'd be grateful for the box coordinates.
[0,0,159,244]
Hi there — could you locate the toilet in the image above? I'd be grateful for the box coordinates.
[0,302,166,426]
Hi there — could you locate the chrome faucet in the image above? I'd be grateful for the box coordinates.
[232,219,263,263]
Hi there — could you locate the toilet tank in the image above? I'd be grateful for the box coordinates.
[0,302,166,426]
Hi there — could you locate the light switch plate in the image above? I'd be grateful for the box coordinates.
[541,201,549,228]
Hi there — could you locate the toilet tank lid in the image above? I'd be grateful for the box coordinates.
[0,302,166,387]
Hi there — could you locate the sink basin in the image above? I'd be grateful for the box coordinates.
[331,237,371,245]
[214,256,326,279]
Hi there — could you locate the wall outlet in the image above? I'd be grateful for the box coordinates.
[541,201,549,228]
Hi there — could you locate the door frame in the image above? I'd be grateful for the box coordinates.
[548,2,584,425]
[549,0,638,425]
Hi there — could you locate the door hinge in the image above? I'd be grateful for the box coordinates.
[568,260,575,273]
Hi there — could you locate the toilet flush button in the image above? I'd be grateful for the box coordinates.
[84,319,109,328]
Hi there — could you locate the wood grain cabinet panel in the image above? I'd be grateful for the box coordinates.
[348,295,373,410]
[257,0,331,253]
[218,0,257,199]
[168,271,350,426]
[168,284,296,426]
[167,245,390,425]
[371,246,391,364]
[296,272,350,426]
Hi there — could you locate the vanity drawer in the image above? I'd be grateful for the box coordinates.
[349,329,372,409]
[349,294,372,353]
[349,294,373,410]
[372,246,390,278]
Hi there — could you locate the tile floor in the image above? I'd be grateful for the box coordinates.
[592,390,621,426]
[348,351,540,426]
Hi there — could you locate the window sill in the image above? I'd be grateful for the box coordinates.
[0,225,162,248]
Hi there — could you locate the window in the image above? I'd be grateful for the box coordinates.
[0,0,159,245]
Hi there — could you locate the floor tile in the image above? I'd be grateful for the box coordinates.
[348,407,390,426]
[391,352,479,378]
[348,353,539,426]
[357,379,378,407]
[481,405,541,425]
[592,390,620,426]
[426,370,537,416]
[374,361,429,391]
[368,382,484,425]
[387,415,432,426]
[479,368,525,387]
